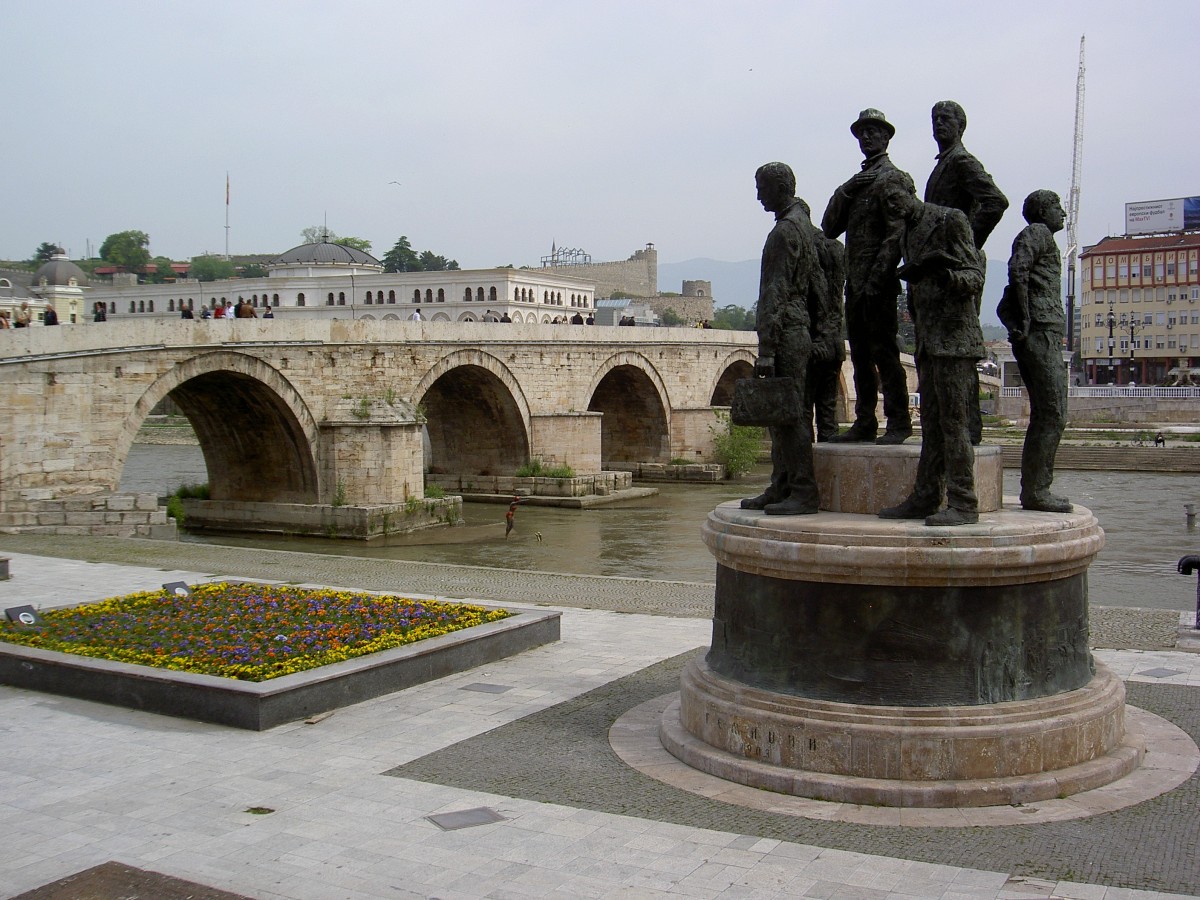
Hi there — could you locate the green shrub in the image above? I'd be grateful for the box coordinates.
[424,483,446,499]
[166,482,209,524]
[515,459,543,477]
[516,459,574,478]
[709,410,763,478]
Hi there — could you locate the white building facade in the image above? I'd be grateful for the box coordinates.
[83,242,598,325]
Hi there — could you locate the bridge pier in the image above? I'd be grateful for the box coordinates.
[182,395,461,540]
[529,412,602,473]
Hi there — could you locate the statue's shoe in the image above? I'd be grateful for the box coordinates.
[875,426,912,445]
[878,498,938,519]
[925,507,979,526]
[764,498,819,516]
[828,423,877,443]
[1021,494,1073,513]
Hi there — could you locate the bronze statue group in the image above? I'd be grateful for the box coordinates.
[742,103,1070,526]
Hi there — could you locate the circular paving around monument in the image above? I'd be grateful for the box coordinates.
[609,692,1199,827]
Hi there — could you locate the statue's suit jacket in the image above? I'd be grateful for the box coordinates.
[901,203,986,360]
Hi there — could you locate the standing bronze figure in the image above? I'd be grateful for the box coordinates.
[739,162,820,516]
[796,199,846,442]
[998,190,1072,513]
[822,109,912,445]
[923,100,1009,444]
[877,175,986,526]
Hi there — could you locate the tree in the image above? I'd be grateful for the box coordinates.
[381,235,459,273]
[189,255,236,282]
[301,225,336,244]
[382,236,420,273]
[99,230,151,273]
[147,256,177,284]
[33,242,60,262]
[333,236,372,253]
[660,307,685,327]
[239,264,268,278]
[418,249,458,271]
[710,303,755,331]
[709,410,763,478]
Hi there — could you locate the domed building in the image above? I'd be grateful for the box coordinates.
[29,248,90,323]
[267,241,383,278]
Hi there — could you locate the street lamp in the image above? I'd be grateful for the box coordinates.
[1106,300,1117,385]
[1122,312,1144,385]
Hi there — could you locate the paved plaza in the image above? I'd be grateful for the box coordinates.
[0,538,1197,900]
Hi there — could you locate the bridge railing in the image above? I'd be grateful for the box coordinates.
[1001,386,1200,399]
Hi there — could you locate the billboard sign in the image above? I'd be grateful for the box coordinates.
[1124,196,1200,235]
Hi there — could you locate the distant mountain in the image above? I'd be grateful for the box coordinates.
[659,256,1020,328]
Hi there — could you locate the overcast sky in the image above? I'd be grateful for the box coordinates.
[5,1,1197,274]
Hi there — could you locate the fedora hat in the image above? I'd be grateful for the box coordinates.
[850,108,895,139]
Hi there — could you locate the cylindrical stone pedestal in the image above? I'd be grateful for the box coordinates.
[661,481,1145,807]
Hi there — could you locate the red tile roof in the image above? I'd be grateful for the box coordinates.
[1082,233,1200,256]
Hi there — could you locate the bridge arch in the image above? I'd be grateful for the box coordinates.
[414,350,532,475]
[120,351,321,503]
[585,351,672,465]
[708,349,757,405]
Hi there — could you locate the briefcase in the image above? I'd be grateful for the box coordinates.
[730,376,800,427]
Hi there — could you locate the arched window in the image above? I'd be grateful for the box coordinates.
[543,291,549,302]
[138,301,145,312]
[476,287,485,302]
[425,289,433,303]
[338,292,345,305]
[464,288,472,301]
[297,293,306,306]
[148,300,154,312]
[168,299,175,312]
[110,302,115,313]
[489,286,497,302]
[437,288,444,302]
[413,289,421,303]
[272,294,279,306]
[515,287,520,301]
[557,292,562,305]
[130,301,137,313]
[327,292,335,305]
[252,294,258,304]
[387,290,395,304]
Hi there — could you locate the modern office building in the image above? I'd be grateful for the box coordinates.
[1078,232,1200,384]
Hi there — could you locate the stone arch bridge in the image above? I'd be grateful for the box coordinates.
[0,320,794,536]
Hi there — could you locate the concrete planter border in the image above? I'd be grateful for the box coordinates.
[0,605,559,730]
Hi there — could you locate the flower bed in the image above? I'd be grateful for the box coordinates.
[0,583,510,682]
[0,583,559,729]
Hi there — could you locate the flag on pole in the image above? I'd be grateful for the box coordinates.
[226,172,230,206]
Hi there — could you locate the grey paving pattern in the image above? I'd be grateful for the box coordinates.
[388,653,1200,895]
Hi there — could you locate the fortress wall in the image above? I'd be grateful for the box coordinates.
[533,245,657,298]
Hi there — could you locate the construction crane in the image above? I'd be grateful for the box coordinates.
[1065,35,1086,354]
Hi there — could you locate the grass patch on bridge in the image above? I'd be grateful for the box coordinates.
[0,583,510,682]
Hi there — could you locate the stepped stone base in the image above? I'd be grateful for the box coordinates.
[662,656,1143,808]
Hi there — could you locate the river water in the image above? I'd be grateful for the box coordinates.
[120,444,1200,611]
